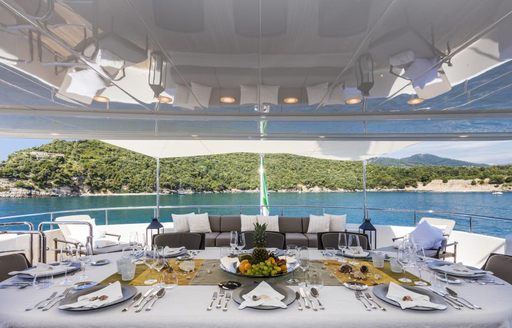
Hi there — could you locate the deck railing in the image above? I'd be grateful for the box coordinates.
[0,204,511,236]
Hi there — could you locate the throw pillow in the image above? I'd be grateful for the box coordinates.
[307,214,330,233]
[188,212,212,233]
[172,213,194,232]
[325,213,347,231]
[257,215,280,232]
[409,220,444,250]
[241,214,258,232]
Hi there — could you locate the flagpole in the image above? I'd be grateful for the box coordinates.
[259,153,269,216]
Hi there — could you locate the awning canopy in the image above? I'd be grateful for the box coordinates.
[103,140,415,160]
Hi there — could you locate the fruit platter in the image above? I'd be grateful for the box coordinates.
[219,223,299,278]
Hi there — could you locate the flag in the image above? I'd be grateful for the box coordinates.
[259,153,269,216]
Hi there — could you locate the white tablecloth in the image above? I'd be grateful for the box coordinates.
[1,249,511,328]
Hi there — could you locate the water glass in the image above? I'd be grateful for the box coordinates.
[119,258,136,281]
[59,245,74,286]
[229,231,238,256]
[237,233,246,253]
[308,270,323,290]
[371,251,385,268]
[33,272,53,289]
[325,247,335,258]
[390,258,403,273]
[78,243,92,281]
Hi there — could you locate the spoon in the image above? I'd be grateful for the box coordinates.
[310,288,325,310]
[122,292,142,312]
[146,288,166,311]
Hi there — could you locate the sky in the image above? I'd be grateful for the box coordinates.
[0,137,511,164]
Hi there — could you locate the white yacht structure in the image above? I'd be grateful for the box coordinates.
[0,2,511,327]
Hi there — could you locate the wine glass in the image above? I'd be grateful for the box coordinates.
[78,243,92,281]
[129,232,138,246]
[337,233,348,262]
[152,247,166,285]
[59,245,74,286]
[229,231,238,256]
[286,244,299,284]
[143,248,159,285]
[298,247,310,287]
[237,233,246,254]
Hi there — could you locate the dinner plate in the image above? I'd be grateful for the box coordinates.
[428,262,487,278]
[372,284,446,311]
[59,284,137,311]
[232,284,295,310]
[15,263,81,279]
[336,251,371,259]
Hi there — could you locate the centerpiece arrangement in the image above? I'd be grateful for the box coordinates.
[220,223,297,278]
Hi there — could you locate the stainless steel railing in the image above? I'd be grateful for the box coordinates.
[0,204,511,234]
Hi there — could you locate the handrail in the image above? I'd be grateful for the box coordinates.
[0,221,35,264]
[37,221,94,263]
[0,204,510,234]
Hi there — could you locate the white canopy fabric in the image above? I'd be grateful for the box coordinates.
[102,140,416,160]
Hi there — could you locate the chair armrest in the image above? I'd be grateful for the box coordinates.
[53,238,80,247]
[391,236,405,242]
[104,232,121,241]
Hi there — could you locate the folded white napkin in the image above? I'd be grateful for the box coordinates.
[161,246,187,257]
[239,281,287,309]
[344,247,369,257]
[386,282,447,310]
[220,256,239,273]
[438,262,486,276]
[59,282,123,309]
[9,262,69,277]
[95,238,119,249]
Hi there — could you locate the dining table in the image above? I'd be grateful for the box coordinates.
[0,248,511,328]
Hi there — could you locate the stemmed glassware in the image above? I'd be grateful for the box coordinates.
[286,244,299,284]
[78,243,92,281]
[298,246,310,287]
[152,247,167,286]
[143,246,158,285]
[229,231,238,256]
[337,233,348,262]
[236,233,246,254]
[59,245,74,286]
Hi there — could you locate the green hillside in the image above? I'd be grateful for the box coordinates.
[1,140,511,194]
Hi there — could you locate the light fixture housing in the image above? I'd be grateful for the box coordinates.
[407,95,425,105]
[355,53,374,97]
[283,97,299,104]
[220,96,236,104]
[93,95,110,103]
[148,51,168,98]
[342,87,362,105]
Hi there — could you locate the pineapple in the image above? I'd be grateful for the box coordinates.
[252,222,269,264]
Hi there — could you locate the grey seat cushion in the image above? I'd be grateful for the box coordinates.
[305,233,318,248]
[285,233,308,247]
[215,232,232,247]
[279,217,304,233]
[93,243,131,255]
[205,232,220,247]
[0,253,29,282]
[220,215,241,232]
[209,216,222,232]
[154,233,205,250]
[243,231,286,249]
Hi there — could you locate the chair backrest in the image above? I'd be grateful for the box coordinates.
[242,231,286,249]
[0,253,30,282]
[482,253,512,284]
[153,233,205,250]
[419,217,455,236]
[317,232,370,250]
[220,215,241,232]
[55,215,96,245]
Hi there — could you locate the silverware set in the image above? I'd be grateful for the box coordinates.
[132,287,166,313]
[207,288,231,311]
[428,287,482,310]
[25,288,72,312]
[354,291,385,311]
[297,287,324,311]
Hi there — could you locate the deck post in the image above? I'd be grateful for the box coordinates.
[155,157,160,219]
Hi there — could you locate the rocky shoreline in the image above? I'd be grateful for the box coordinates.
[0,178,510,198]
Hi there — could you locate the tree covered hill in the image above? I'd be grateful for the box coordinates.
[0,140,511,195]
[369,154,487,167]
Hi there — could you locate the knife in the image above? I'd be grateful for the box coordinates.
[135,288,156,308]
[136,289,160,313]
[445,287,481,310]
[299,288,310,309]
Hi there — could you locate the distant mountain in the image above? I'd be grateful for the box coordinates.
[369,154,487,167]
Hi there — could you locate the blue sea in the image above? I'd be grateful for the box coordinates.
[0,192,511,238]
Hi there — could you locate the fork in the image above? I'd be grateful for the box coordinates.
[207,292,218,311]
[216,289,225,309]
[25,291,57,311]
[222,292,231,312]
[364,292,385,311]
[355,291,371,311]
[42,288,72,311]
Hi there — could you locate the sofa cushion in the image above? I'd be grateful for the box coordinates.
[205,232,220,247]
[209,215,222,232]
[188,213,212,233]
[257,215,279,232]
[278,217,303,233]
[285,233,309,247]
[220,215,241,232]
[241,214,258,232]
[305,233,318,248]
[307,214,330,233]
[215,232,232,247]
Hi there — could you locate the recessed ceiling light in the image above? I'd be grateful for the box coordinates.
[93,95,110,103]
[459,135,469,138]
[345,97,362,105]
[50,133,60,136]
[283,97,299,104]
[220,96,236,104]
[319,135,325,139]
[191,134,199,137]
[158,95,174,104]
[407,95,425,105]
